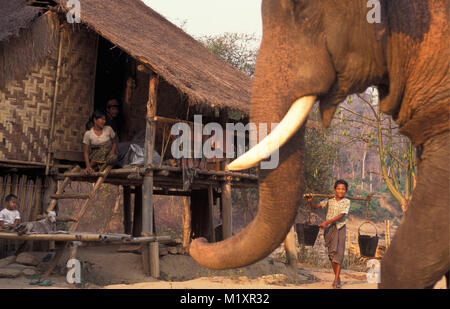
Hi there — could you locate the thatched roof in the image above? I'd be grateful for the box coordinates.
[54,0,252,115]
[0,0,42,42]
[0,2,58,89]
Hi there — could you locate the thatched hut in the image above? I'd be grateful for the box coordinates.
[0,0,255,275]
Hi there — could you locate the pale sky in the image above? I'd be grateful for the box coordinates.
[142,0,262,39]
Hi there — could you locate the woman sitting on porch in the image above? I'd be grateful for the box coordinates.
[83,110,119,174]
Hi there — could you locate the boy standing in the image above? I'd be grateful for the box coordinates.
[306,180,351,288]
[0,194,21,231]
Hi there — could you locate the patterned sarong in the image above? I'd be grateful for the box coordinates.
[89,144,118,171]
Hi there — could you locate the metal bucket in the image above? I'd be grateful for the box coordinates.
[358,222,379,257]
[296,223,320,246]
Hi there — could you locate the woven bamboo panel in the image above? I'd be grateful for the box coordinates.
[52,27,97,153]
[0,56,55,162]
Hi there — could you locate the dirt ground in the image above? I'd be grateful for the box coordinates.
[0,244,446,289]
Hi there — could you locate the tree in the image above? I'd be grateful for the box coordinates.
[334,88,416,213]
[198,32,258,77]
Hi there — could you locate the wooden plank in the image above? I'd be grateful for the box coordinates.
[49,194,90,199]
[53,151,84,162]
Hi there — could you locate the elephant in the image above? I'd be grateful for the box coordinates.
[190,0,449,289]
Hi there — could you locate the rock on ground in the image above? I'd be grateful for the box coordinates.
[0,268,22,278]
[15,253,40,266]
[0,256,16,268]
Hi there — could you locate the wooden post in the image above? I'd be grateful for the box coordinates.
[142,72,158,277]
[150,242,159,278]
[221,178,233,239]
[133,185,142,237]
[284,226,298,268]
[46,27,64,175]
[208,185,215,243]
[182,196,191,248]
[219,112,233,240]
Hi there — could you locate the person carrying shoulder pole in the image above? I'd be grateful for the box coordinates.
[306,179,351,289]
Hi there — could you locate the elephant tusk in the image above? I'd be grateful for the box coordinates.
[227,96,316,171]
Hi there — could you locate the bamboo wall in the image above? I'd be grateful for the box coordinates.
[0,174,46,258]
[51,26,98,153]
[0,174,44,223]
[0,14,97,164]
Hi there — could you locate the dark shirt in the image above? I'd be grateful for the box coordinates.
[106,115,120,137]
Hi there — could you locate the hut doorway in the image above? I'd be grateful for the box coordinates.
[93,36,128,137]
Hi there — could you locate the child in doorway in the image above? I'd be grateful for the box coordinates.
[306,179,351,289]
[0,194,21,231]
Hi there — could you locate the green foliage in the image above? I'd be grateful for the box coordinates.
[304,125,338,195]
[197,33,258,76]
[347,183,394,222]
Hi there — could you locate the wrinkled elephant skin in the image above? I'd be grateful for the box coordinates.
[190,0,449,288]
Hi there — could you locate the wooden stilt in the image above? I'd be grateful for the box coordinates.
[149,242,159,278]
[221,180,232,239]
[208,185,215,243]
[141,73,159,277]
[182,196,191,248]
[133,186,142,237]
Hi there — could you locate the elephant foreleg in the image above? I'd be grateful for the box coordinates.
[380,132,450,289]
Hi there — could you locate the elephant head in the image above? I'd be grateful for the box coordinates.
[190,0,449,288]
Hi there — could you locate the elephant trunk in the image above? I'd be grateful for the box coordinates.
[190,90,307,269]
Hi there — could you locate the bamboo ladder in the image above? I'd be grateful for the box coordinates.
[46,165,113,231]
[42,165,113,278]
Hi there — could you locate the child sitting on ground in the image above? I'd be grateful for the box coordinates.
[0,194,21,231]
